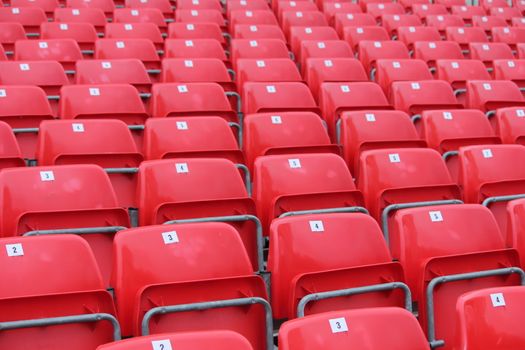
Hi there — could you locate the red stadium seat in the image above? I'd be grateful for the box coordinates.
[381,14,422,38]
[253,154,363,232]
[343,26,389,52]
[492,59,525,92]
[445,26,489,53]
[168,22,225,46]
[397,26,441,51]
[413,41,464,72]
[465,80,525,118]
[114,8,167,31]
[40,23,97,53]
[0,7,46,35]
[230,39,290,70]
[227,0,269,18]
[469,42,514,70]
[125,0,173,17]
[289,26,339,60]
[333,13,376,37]
[489,6,521,21]
[506,198,525,267]
[0,121,25,170]
[472,15,508,33]
[68,0,115,17]
[233,24,286,41]
[435,0,465,9]
[492,27,525,52]
[299,40,353,73]
[0,23,26,54]
[236,58,301,91]
[375,59,433,96]
[95,39,160,71]
[11,0,59,17]
[0,235,120,349]
[412,3,448,18]
[229,10,279,35]
[451,5,487,24]
[279,308,428,350]
[512,17,525,27]
[54,8,107,33]
[425,14,465,36]
[281,11,328,40]
[277,1,318,23]
[322,2,361,26]
[494,107,525,145]
[14,39,82,72]
[481,0,509,10]
[174,9,225,29]
[367,3,404,22]
[177,0,222,11]
[105,23,164,50]
[36,119,143,208]
[242,82,318,115]
[358,40,410,80]
[435,59,491,104]
[164,39,227,66]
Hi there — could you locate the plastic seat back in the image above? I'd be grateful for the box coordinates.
[436,59,491,93]
[10,0,59,15]
[425,14,465,35]
[451,5,487,24]
[67,0,115,16]
[494,107,525,145]
[164,38,227,63]
[95,39,160,70]
[412,3,448,18]
[230,39,289,70]
[381,14,422,37]
[334,13,375,37]
[299,40,353,73]
[445,26,489,51]
[14,39,82,71]
[472,15,508,32]
[289,26,339,59]
[54,8,107,32]
[105,23,164,49]
[113,8,167,29]
[0,7,46,34]
[465,80,525,115]
[236,58,301,92]
[40,23,98,51]
[233,24,286,41]
[397,26,442,50]
[175,9,225,28]
[367,3,404,21]
[358,40,410,78]
[469,42,514,69]
[492,27,525,50]
[229,10,279,35]
[168,22,225,45]
[0,120,25,170]
[343,26,389,52]
[375,59,433,96]
[489,6,521,20]
[413,41,464,70]
[493,59,525,90]
[125,0,173,17]
[0,23,26,54]
[281,11,328,40]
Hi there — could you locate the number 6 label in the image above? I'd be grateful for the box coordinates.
[151,339,173,350]
[329,317,348,333]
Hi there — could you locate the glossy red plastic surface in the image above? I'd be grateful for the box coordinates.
[445,26,489,51]
[281,10,328,40]
[242,82,318,115]
[14,39,82,71]
[334,13,375,37]
[164,38,227,63]
[494,107,525,145]
[289,26,339,59]
[398,26,441,50]
[40,22,98,51]
[465,80,525,113]
[343,26,389,52]
[0,7,46,34]
[114,8,167,29]
[413,41,464,70]
[168,22,225,45]
[493,59,525,90]
[236,58,301,91]
[469,42,514,69]
[358,40,410,75]
[425,15,465,35]
[299,40,353,73]
[376,59,433,96]
[95,39,160,70]
[105,23,164,49]
[0,120,25,170]
[0,60,68,97]
[54,8,107,31]
[230,39,289,69]
[229,10,279,35]
[161,58,234,92]
[0,22,26,53]
[381,14,422,36]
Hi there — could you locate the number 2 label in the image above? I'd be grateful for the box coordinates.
[151,339,173,350]
[6,243,24,257]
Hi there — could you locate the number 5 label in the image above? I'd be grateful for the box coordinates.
[151,339,173,350]
[329,317,348,333]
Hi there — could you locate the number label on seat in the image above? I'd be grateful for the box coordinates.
[329,317,348,333]
[40,171,55,182]
[266,85,276,93]
[288,158,301,168]
[162,231,179,245]
[324,59,333,67]
[309,220,324,232]
[19,63,30,71]
[517,109,525,117]
[177,85,188,93]
[176,121,188,130]
[365,113,376,122]
[186,24,195,31]
[72,123,85,132]
[490,293,506,307]
[102,62,112,69]
[389,153,401,163]
[176,163,189,173]
[151,339,173,350]
[6,243,24,257]
[0,89,5,98]
[271,115,282,124]
[443,112,453,120]
[89,88,100,96]
[482,149,493,158]
[256,60,266,68]
[429,211,443,222]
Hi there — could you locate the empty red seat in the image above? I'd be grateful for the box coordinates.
[506,198,525,267]
[481,0,509,10]
[494,107,525,145]
[177,0,222,11]
[435,0,465,9]
[472,15,508,33]
[492,27,525,51]
[413,41,464,72]
[445,26,489,52]
[164,39,227,65]
[11,0,58,17]
[229,10,278,35]
[0,7,46,35]
[389,204,521,349]
[40,23,98,53]
[425,14,466,35]
[233,24,286,41]
[412,3,448,18]
[381,14,422,38]
[489,6,521,21]
[299,40,353,73]
[358,148,460,222]
[342,26,390,52]
[0,120,25,170]
[279,308,428,350]
[0,60,68,97]
[367,3,404,21]
[168,22,225,46]
[0,23,26,54]
[339,110,425,175]
[465,80,525,117]
[175,9,225,28]
[322,2,362,26]
[97,331,254,350]
[243,112,335,171]
[114,8,167,30]
[512,17,525,27]
[390,80,461,118]
[269,213,407,319]
[304,58,368,101]
[435,59,491,104]
[59,84,148,126]
[230,39,289,70]
[334,13,375,37]
[125,0,173,17]
[469,42,514,70]
[281,11,328,40]
[54,8,107,33]
[493,60,525,91]
[358,40,410,79]
[253,153,363,232]
[289,26,339,60]
[0,165,130,284]
[0,235,119,349]
[397,26,441,51]
[36,119,143,208]
[236,58,301,91]
[75,59,151,95]
[68,0,115,17]
[144,116,242,162]
[277,1,318,23]
[14,39,82,72]
[375,59,432,96]
[150,82,237,122]
[227,0,269,18]
[105,23,164,50]
[451,5,487,24]
[95,39,160,70]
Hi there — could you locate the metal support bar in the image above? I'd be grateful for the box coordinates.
[411,115,422,123]
[128,125,145,131]
[222,32,231,45]
[141,297,273,350]
[381,200,463,247]
[279,206,369,218]
[164,215,264,273]
[13,128,39,134]
[139,92,152,99]
[297,282,412,318]
[26,33,40,38]
[336,118,343,144]
[104,167,139,174]
[156,50,165,56]
[227,68,236,81]
[65,70,76,75]
[486,110,496,118]
[482,194,525,208]
[225,91,243,147]
[235,163,252,196]
[47,95,60,101]
[453,88,466,97]
[370,67,376,81]
[81,50,95,55]
[228,121,242,146]
[426,267,525,349]
[442,151,458,161]
[0,313,121,341]
[147,69,162,75]
[24,226,127,237]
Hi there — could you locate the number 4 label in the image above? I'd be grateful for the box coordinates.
[151,339,173,350]
[309,220,324,232]
[6,243,24,257]
[329,317,348,333]
[491,293,506,307]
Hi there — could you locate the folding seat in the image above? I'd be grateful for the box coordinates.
[174,9,225,29]
[105,23,164,50]
[125,0,173,18]
[40,23,97,55]
[36,119,143,208]
[0,46,6,61]
[358,0,386,11]
[319,82,392,138]
[0,7,46,35]
[480,0,509,10]
[279,308,428,350]
[135,160,260,270]
[398,0,429,10]
[114,8,168,32]
[111,223,269,350]
[0,165,130,284]
[281,11,328,40]
[289,26,339,60]
[229,10,279,35]
[518,43,525,59]
[435,0,465,10]
[233,24,286,41]
[366,3,405,22]
[0,23,26,55]
[492,27,525,52]
[445,27,489,53]
[304,58,368,101]
[389,204,522,349]
[451,5,487,25]
[299,40,353,73]
[253,154,363,231]
[420,109,500,181]
[97,331,254,350]
[397,26,441,52]
[168,22,226,47]
[322,2,361,26]
[230,39,290,70]
[0,60,69,98]
[54,8,107,34]
[67,0,115,18]
[472,15,508,34]
[465,80,525,118]
[14,39,82,73]
[390,81,462,120]
[343,26,389,52]
[435,59,491,103]
[381,14,422,38]
[242,82,318,117]
[412,3,448,19]
[357,148,460,223]
[243,112,336,171]
[0,86,55,159]
[0,235,120,349]
[413,41,464,73]
[95,39,161,71]
[358,40,410,80]
[236,58,301,92]
[277,1,318,23]
[338,110,425,175]
[333,13,376,37]
[512,17,525,27]
[268,212,409,321]
[227,0,269,18]
[144,117,243,162]
[425,14,465,36]
[489,6,521,22]
[494,107,525,145]
[164,39,227,68]
[375,59,433,97]
[150,83,238,122]
[59,84,149,126]
[11,0,59,18]
[176,0,222,11]
[492,60,525,92]
[0,121,25,170]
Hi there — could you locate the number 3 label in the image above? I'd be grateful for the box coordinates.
[329,317,348,333]
[151,339,173,350]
